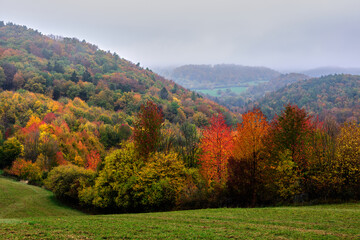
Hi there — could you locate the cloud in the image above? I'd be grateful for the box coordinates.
[1,0,360,70]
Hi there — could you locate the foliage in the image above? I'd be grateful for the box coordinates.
[133,101,164,158]
[264,104,317,201]
[5,158,42,183]
[199,113,233,186]
[0,137,23,168]
[177,121,200,168]
[81,142,186,212]
[230,108,269,206]
[259,74,360,123]
[45,164,95,202]
[335,122,360,199]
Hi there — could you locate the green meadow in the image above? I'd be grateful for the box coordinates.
[196,86,248,97]
[1,176,360,239]
[195,81,267,97]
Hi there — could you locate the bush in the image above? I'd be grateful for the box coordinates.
[45,164,95,202]
[81,142,186,212]
[0,137,23,168]
[5,158,42,183]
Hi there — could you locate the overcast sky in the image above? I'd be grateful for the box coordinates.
[1,0,360,71]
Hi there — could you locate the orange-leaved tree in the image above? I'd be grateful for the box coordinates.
[199,113,233,186]
[231,108,269,206]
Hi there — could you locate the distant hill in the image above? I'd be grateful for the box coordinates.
[156,64,281,89]
[302,67,360,77]
[258,74,360,122]
[245,73,310,100]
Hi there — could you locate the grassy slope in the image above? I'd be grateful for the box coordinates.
[1,176,360,239]
[0,176,83,219]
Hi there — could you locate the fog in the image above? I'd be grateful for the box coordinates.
[1,0,360,70]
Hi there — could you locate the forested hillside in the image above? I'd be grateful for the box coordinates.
[0,22,237,158]
[258,74,360,122]
[207,73,310,112]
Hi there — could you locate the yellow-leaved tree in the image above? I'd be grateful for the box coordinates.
[336,122,360,199]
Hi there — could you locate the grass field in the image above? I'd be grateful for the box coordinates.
[196,86,248,97]
[194,81,267,97]
[1,176,360,239]
[0,176,83,219]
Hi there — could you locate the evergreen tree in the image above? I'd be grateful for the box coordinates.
[70,71,79,83]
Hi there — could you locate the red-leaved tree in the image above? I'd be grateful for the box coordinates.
[199,113,233,185]
[133,100,164,159]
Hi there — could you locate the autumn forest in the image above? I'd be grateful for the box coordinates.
[1,22,360,214]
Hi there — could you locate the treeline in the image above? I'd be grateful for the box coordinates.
[3,98,359,212]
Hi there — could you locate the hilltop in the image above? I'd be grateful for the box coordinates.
[258,74,360,122]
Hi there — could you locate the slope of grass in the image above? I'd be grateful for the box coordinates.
[1,175,360,239]
[0,176,84,219]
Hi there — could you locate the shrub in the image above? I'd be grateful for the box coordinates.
[45,164,95,202]
[0,137,23,168]
[5,158,42,183]
[82,142,186,212]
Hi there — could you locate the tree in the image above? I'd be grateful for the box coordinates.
[24,75,46,93]
[0,137,23,168]
[13,72,25,90]
[199,113,233,185]
[266,104,316,201]
[231,108,269,206]
[160,87,169,100]
[171,84,178,94]
[0,67,6,89]
[70,71,79,83]
[80,143,185,212]
[82,69,92,82]
[53,61,64,73]
[133,100,164,158]
[336,122,360,199]
[1,63,17,90]
[178,121,200,168]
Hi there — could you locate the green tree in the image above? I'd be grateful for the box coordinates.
[82,69,92,82]
[178,121,200,168]
[70,71,79,83]
[24,75,46,93]
[0,67,6,89]
[160,87,169,100]
[0,137,23,168]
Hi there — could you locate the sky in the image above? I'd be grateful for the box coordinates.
[1,0,360,71]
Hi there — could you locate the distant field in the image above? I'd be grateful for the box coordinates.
[196,86,247,97]
[1,176,360,239]
[195,81,266,97]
